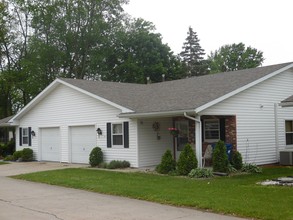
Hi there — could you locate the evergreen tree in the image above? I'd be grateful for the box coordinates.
[180,27,208,77]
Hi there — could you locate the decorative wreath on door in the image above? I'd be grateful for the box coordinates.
[152,122,160,132]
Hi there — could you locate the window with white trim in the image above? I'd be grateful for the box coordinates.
[112,123,123,146]
[22,128,29,145]
[204,119,220,142]
[285,120,293,145]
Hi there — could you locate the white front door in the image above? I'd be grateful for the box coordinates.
[175,120,189,160]
[70,125,96,164]
[41,127,60,162]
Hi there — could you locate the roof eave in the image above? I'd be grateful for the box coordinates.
[118,109,196,118]
[11,78,134,122]
[195,63,293,113]
[279,102,293,107]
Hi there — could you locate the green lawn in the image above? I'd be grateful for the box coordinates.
[0,161,8,165]
[12,167,293,220]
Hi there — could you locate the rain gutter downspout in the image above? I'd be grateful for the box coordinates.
[184,112,202,168]
[274,103,279,162]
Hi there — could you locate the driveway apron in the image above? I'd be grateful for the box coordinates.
[0,162,248,220]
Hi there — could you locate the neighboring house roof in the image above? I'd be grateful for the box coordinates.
[280,95,293,107]
[10,62,293,121]
[0,116,14,127]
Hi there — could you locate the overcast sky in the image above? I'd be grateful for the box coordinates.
[124,0,292,66]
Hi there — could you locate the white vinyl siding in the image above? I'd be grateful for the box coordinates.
[201,70,293,165]
[16,84,138,167]
[137,118,173,167]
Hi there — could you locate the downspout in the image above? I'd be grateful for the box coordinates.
[274,103,280,162]
[184,112,202,168]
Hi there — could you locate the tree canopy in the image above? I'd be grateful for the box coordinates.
[208,43,264,74]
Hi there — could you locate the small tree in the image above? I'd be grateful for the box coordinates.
[89,147,103,167]
[177,144,198,175]
[156,149,176,174]
[212,140,229,173]
[231,150,243,170]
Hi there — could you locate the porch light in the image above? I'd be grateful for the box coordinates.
[96,128,102,135]
[31,130,36,136]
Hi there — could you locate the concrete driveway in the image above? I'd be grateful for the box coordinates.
[0,162,248,220]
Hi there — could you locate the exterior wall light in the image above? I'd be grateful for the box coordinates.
[31,130,36,136]
[96,128,102,135]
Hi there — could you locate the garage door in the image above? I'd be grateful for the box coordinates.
[41,127,60,162]
[71,126,96,164]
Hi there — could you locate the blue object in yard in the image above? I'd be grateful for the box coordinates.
[211,143,233,161]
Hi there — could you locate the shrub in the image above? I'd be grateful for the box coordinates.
[227,163,237,173]
[241,163,262,173]
[3,155,13,161]
[107,160,130,169]
[13,150,23,161]
[89,147,103,167]
[0,140,15,157]
[98,162,108,168]
[231,150,243,170]
[22,148,34,161]
[188,168,214,178]
[177,144,198,175]
[156,149,176,174]
[212,140,229,173]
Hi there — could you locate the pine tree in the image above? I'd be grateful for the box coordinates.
[180,27,208,77]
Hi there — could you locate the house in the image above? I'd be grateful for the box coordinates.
[6,62,293,167]
[0,116,15,144]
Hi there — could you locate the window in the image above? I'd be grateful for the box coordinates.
[285,120,293,145]
[112,124,123,146]
[204,119,220,142]
[22,128,29,145]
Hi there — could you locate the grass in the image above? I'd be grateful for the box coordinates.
[0,161,8,165]
[12,166,293,220]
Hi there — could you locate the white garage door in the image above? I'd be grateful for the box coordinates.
[71,126,96,164]
[41,127,60,162]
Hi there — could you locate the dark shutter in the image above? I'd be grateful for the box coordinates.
[19,127,22,146]
[123,122,129,148]
[107,123,112,148]
[28,127,32,146]
[220,118,226,142]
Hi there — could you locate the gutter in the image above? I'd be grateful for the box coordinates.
[184,112,203,168]
[274,103,280,162]
[119,109,196,118]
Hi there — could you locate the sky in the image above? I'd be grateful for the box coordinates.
[124,0,292,66]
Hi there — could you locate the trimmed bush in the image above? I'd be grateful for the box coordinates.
[177,144,198,175]
[212,140,229,173]
[188,168,214,178]
[89,147,103,167]
[231,150,243,170]
[22,148,34,161]
[156,149,176,174]
[13,150,23,161]
[107,160,130,169]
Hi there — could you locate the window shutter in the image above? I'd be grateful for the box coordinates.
[19,127,22,146]
[123,122,129,148]
[107,123,112,148]
[220,118,226,142]
[28,127,32,146]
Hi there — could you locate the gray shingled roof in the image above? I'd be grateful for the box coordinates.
[0,115,14,127]
[60,62,293,114]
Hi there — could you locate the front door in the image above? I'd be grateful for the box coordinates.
[175,120,189,160]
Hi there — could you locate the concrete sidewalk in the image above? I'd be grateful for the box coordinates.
[0,162,248,220]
